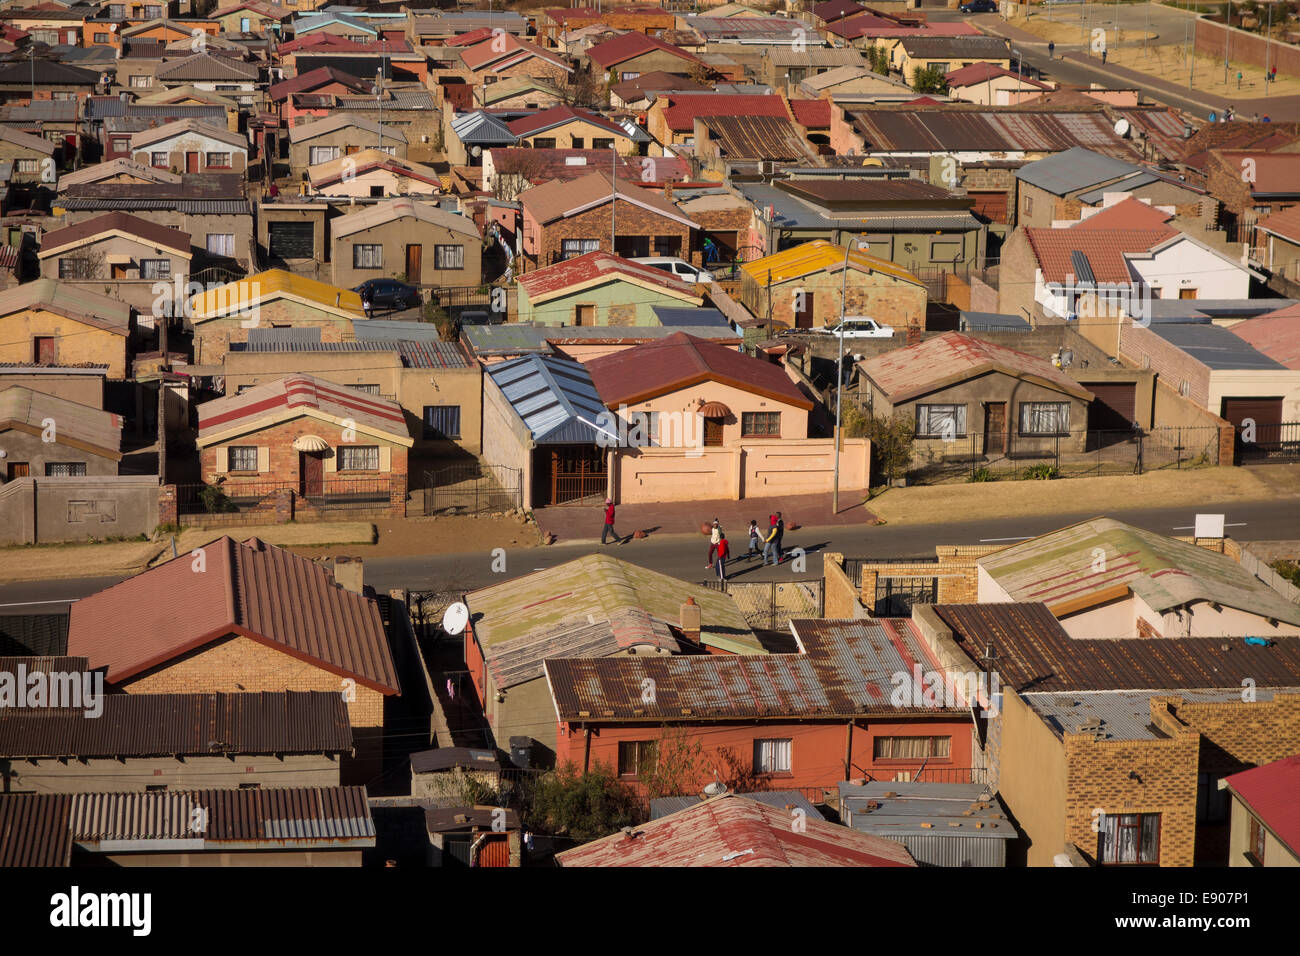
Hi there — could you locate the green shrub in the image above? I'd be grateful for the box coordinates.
[969,467,996,482]
[199,484,237,514]
[1024,463,1059,481]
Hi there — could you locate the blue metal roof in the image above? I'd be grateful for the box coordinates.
[450,111,518,147]
[650,306,733,329]
[486,354,608,444]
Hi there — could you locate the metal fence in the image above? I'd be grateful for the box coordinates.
[175,477,395,516]
[422,462,522,516]
[842,556,939,590]
[904,426,1220,485]
[1236,421,1300,464]
[696,578,824,631]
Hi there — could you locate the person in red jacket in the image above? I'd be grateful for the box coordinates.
[601,498,620,545]
[715,532,730,582]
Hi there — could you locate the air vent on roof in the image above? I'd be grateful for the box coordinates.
[565,156,588,166]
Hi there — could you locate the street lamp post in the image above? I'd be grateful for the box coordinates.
[832,236,871,514]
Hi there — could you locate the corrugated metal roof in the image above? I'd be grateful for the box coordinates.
[958,310,1030,331]
[651,790,824,821]
[0,689,353,758]
[0,277,131,334]
[56,197,253,215]
[0,614,69,657]
[838,782,1015,862]
[556,793,916,867]
[450,110,519,146]
[410,746,501,774]
[702,114,811,162]
[0,793,72,867]
[1076,170,1162,204]
[546,617,960,720]
[1149,321,1287,371]
[933,602,1300,694]
[331,198,480,241]
[651,306,732,329]
[1014,146,1141,195]
[741,239,921,286]
[67,537,400,694]
[0,387,122,457]
[853,111,1135,159]
[979,518,1300,624]
[1027,688,1273,741]
[192,269,362,319]
[484,353,607,444]
[462,324,550,354]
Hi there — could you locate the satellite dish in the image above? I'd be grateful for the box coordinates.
[471,145,482,158]
[1113,118,1131,138]
[442,602,469,636]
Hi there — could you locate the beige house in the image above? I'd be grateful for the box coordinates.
[130,118,249,175]
[308,149,442,198]
[38,212,192,316]
[0,126,56,183]
[55,158,182,194]
[1224,757,1300,867]
[0,280,132,379]
[287,113,408,182]
[330,199,482,288]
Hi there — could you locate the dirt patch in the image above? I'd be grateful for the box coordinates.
[866,464,1300,526]
[288,514,545,560]
[0,539,167,583]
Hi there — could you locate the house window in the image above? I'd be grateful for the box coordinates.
[873,736,951,760]
[113,138,131,152]
[1196,773,1230,824]
[130,74,151,88]
[560,238,599,260]
[141,259,171,280]
[108,3,124,15]
[352,384,382,395]
[338,445,380,471]
[916,404,966,438]
[58,258,92,279]
[1248,816,1266,865]
[741,411,780,437]
[309,145,340,165]
[207,234,236,257]
[150,151,168,167]
[1019,402,1070,436]
[1097,813,1160,865]
[571,137,584,149]
[592,137,614,150]
[616,740,657,778]
[205,152,232,169]
[353,244,383,269]
[228,446,258,472]
[620,72,639,81]
[653,235,681,257]
[45,462,86,477]
[144,4,161,16]
[423,405,461,439]
[929,62,949,73]
[753,738,792,774]
[435,245,464,270]
[16,159,37,174]
[532,137,557,149]
[930,239,962,263]
[95,32,109,43]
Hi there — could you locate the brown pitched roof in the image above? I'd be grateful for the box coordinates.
[38,211,192,259]
[585,331,814,408]
[521,169,697,227]
[66,537,400,694]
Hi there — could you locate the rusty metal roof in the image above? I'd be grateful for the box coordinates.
[67,537,400,695]
[849,108,1136,159]
[700,114,812,162]
[545,618,962,720]
[0,690,353,758]
[933,603,1300,694]
[555,793,916,867]
[0,793,72,867]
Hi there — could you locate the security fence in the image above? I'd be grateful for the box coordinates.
[696,578,825,631]
[422,462,522,515]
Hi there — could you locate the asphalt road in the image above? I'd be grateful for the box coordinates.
[3,498,1297,611]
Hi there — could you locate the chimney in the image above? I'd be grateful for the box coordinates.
[680,596,701,645]
[906,325,922,346]
[332,556,364,594]
[663,180,673,200]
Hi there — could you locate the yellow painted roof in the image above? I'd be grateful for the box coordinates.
[190,269,363,318]
[740,239,922,286]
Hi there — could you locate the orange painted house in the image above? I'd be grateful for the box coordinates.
[543,617,979,795]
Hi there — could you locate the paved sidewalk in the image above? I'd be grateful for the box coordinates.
[534,491,879,546]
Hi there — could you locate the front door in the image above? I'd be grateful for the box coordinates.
[111,263,129,279]
[1179,288,1198,300]
[7,462,30,480]
[186,151,200,173]
[300,452,324,496]
[406,244,422,283]
[33,336,55,363]
[983,402,1006,456]
[795,291,814,328]
[703,417,724,447]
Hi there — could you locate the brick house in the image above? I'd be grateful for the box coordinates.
[506,105,641,156]
[535,7,675,48]
[740,240,927,330]
[268,67,375,128]
[458,33,573,85]
[66,535,402,783]
[585,31,707,83]
[518,169,699,270]
[543,616,976,796]
[330,199,482,289]
[912,602,1300,866]
[130,118,249,174]
[196,375,414,514]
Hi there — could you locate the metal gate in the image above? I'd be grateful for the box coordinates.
[874,577,938,617]
[1236,421,1300,463]
[697,579,824,631]
[423,463,521,515]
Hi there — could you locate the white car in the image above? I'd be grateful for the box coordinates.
[817,317,895,339]
[632,256,714,284]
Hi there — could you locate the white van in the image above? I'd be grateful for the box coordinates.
[631,257,714,284]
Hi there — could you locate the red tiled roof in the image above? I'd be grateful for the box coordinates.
[859,331,1093,403]
[1229,307,1300,369]
[944,61,1051,90]
[1211,151,1300,195]
[1257,204,1300,244]
[1025,227,1177,284]
[556,794,917,867]
[1072,197,1175,231]
[1225,755,1300,855]
[585,30,703,69]
[661,93,791,133]
[789,97,831,129]
[198,373,410,441]
[66,537,400,694]
[506,104,625,138]
[517,250,698,301]
[586,331,814,408]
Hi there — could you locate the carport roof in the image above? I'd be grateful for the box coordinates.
[484,353,607,444]
[1148,321,1286,371]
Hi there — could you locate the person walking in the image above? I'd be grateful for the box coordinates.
[601,498,620,545]
[715,532,730,582]
[707,519,721,569]
[763,518,780,566]
[361,288,373,319]
[1047,41,1054,60]
[773,511,785,564]
[747,519,761,559]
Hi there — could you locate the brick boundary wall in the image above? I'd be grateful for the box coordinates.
[1194,18,1300,76]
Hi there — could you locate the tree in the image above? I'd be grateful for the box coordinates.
[639,726,708,800]
[491,149,548,202]
[870,46,890,76]
[911,66,949,95]
[557,64,605,109]
[525,763,644,843]
[847,408,915,486]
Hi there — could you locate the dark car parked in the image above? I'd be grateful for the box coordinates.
[960,0,997,11]
[354,278,422,312]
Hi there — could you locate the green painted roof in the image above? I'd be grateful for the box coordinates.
[979,517,1300,627]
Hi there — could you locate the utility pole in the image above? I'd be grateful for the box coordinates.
[1264,0,1272,98]
[377,35,388,152]
[1145,0,1151,57]
[609,145,616,252]
[833,237,869,515]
